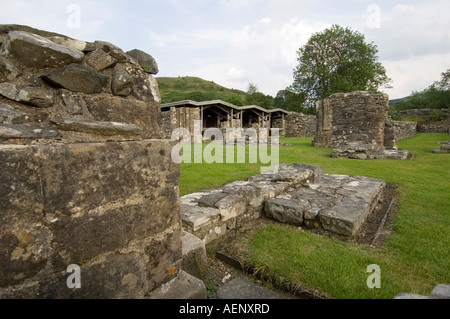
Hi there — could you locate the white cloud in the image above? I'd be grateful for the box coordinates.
[382,53,450,99]
[219,0,259,12]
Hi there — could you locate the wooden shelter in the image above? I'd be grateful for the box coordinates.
[160,100,289,139]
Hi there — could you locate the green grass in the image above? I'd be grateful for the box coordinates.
[179,133,450,298]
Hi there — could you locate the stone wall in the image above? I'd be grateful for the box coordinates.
[0,25,183,298]
[391,108,450,133]
[0,24,163,143]
[285,112,316,137]
[313,91,390,148]
[392,120,417,142]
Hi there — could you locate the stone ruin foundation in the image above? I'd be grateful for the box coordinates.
[180,163,388,241]
[0,25,206,299]
[313,91,413,160]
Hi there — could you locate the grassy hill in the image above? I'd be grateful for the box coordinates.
[389,96,410,107]
[156,76,249,105]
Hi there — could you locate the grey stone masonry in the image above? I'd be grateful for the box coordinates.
[180,163,386,241]
[313,91,412,160]
[0,24,179,299]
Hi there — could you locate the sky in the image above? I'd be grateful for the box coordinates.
[0,0,449,99]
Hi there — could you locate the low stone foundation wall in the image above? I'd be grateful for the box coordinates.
[391,108,450,133]
[180,163,387,241]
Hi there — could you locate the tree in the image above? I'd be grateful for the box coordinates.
[292,25,391,107]
[247,82,259,95]
[274,89,307,113]
[245,82,274,109]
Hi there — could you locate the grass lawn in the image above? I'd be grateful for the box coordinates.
[179,133,450,299]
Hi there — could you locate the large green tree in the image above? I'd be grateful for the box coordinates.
[292,25,391,106]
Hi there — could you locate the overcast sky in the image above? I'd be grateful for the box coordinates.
[1,0,449,99]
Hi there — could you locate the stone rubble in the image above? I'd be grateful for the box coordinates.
[180,163,387,241]
[395,284,450,299]
[432,141,450,154]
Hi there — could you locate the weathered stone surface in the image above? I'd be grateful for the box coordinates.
[61,91,83,115]
[48,36,87,52]
[394,284,450,300]
[181,205,221,232]
[430,284,450,299]
[181,231,207,279]
[85,48,117,71]
[0,25,177,299]
[126,49,159,74]
[313,91,389,148]
[0,83,54,108]
[37,140,179,215]
[0,56,20,82]
[215,194,247,221]
[333,142,413,160]
[198,192,228,208]
[394,293,428,299]
[265,198,303,226]
[0,124,61,140]
[49,118,142,136]
[149,270,206,299]
[85,95,162,139]
[285,112,316,137]
[0,139,182,297]
[216,277,280,299]
[41,63,108,94]
[93,41,131,62]
[1,31,84,68]
[319,197,370,236]
[0,103,28,124]
[272,164,313,184]
[111,69,133,96]
[293,163,325,179]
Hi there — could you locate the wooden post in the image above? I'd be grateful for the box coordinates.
[201,106,204,131]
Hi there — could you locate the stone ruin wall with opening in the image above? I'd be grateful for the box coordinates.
[0,25,183,298]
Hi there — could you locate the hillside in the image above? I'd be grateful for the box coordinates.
[156,76,249,105]
[389,96,410,107]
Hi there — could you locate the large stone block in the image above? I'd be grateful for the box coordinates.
[37,140,178,214]
[84,95,163,139]
[1,31,84,68]
[264,198,303,226]
[319,197,371,236]
[126,49,159,75]
[49,118,142,136]
[0,140,182,297]
[42,63,108,94]
[0,83,54,108]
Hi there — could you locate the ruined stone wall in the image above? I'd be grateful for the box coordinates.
[0,25,182,298]
[392,120,417,142]
[312,91,390,148]
[391,108,450,133]
[285,112,316,137]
